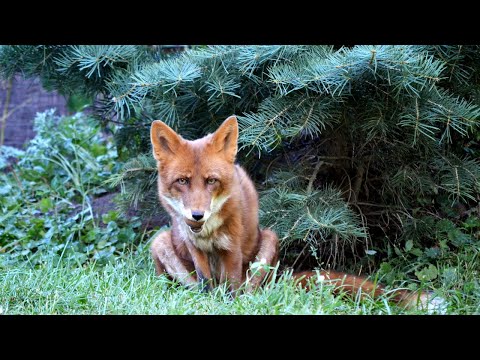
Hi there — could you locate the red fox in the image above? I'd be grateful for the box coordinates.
[150,115,443,311]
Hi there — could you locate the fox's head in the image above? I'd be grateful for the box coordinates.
[151,116,238,234]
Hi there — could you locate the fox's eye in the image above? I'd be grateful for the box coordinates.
[206,178,217,185]
[177,178,189,185]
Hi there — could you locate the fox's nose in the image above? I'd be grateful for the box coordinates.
[191,210,204,221]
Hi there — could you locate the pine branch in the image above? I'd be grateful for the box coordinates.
[54,45,138,78]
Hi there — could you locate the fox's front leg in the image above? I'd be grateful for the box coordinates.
[186,242,213,292]
[150,230,197,286]
[218,249,243,294]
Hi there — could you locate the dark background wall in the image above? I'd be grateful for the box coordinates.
[1,76,68,148]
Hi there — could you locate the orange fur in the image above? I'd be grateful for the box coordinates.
[150,116,277,293]
[291,270,435,310]
[150,115,437,309]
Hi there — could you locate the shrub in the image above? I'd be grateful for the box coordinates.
[1,45,479,279]
[0,110,146,267]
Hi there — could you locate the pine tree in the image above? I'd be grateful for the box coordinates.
[1,45,479,272]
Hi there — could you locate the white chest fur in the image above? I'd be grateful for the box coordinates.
[175,214,231,253]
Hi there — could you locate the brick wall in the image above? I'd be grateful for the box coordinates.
[0,76,68,149]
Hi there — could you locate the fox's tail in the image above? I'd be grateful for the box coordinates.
[291,270,445,312]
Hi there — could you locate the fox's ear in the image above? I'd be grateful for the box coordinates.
[211,115,238,163]
[151,120,182,161]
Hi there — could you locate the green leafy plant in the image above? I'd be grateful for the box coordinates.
[0,110,147,266]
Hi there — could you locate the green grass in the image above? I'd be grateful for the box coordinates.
[0,245,465,315]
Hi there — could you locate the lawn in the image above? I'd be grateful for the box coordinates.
[0,244,456,315]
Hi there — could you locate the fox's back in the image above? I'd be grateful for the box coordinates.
[231,164,260,260]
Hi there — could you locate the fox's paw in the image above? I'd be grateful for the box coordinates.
[198,277,212,293]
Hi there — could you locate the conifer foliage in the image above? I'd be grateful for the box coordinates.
[1,45,479,271]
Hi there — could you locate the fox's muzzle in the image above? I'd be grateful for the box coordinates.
[185,218,204,233]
